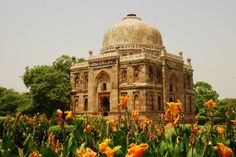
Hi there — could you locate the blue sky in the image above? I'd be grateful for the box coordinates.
[0,0,235,98]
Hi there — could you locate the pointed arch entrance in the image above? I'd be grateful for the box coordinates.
[169,72,180,102]
[95,70,111,116]
[99,94,110,116]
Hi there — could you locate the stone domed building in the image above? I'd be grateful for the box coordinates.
[70,14,195,121]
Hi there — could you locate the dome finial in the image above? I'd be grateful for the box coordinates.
[123,14,141,20]
[127,13,136,17]
[88,49,93,57]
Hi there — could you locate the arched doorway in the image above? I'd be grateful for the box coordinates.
[95,71,111,116]
[169,72,179,102]
[100,96,110,116]
[84,98,88,111]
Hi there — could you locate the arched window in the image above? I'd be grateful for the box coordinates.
[158,96,162,111]
[170,84,173,92]
[84,74,88,89]
[187,75,191,89]
[189,96,192,112]
[134,94,140,110]
[84,98,88,111]
[75,98,79,107]
[184,96,187,112]
[102,82,107,91]
[151,94,154,110]
[74,75,79,89]
[122,70,127,83]
[134,69,139,82]
[149,66,153,82]
[101,97,110,116]
[169,97,174,102]
[157,69,162,83]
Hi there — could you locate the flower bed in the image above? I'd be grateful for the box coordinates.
[0,99,235,157]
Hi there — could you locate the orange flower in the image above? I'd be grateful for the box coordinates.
[119,95,129,108]
[104,146,121,157]
[126,143,149,157]
[173,115,180,125]
[99,138,111,153]
[214,143,233,157]
[107,119,117,132]
[84,124,95,133]
[192,123,199,134]
[99,138,121,157]
[231,119,236,126]
[28,151,39,157]
[217,127,225,135]
[166,100,182,119]
[204,99,216,110]
[155,124,164,136]
[163,109,171,122]
[57,109,63,118]
[131,110,140,120]
[76,147,97,157]
[189,133,196,148]
[163,100,183,127]
[139,119,151,129]
[65,111,73,120]
[48,131,55,147]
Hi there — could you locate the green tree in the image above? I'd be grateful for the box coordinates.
[0,87,31,116]
[194,81,219,112]
[53,55,72,78]
[193,81,219,124]
[22,55,85,116]
[217,98,236,122]
[23,65,70,116]
[53,55,86,82]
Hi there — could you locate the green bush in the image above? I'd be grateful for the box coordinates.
[213,117,224,125]
[48,125,74,143]
[0,116,7,138]
[34,115,50,147]
[198,115,207,125]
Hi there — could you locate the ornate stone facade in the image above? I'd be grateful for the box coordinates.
[70,14,195,121]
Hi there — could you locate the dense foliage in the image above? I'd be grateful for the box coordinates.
[0,55,86,117]
[21,55,85,116]
[193,81,236,124]
[0,99,235,157]
[0,87,31,116]
[193,81,219,112]
[23,65,71,116]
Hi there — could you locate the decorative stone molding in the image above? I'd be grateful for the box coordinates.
[88,52,119,61]
[164,52,183,61]
[120,52,161,62]
[166,60,183,70]
[70,62,89,71]
[101,44,162,53]
[183,64,193,70]
[89,59,116,68]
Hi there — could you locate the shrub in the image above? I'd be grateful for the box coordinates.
[213,117,224,124]
[198,115,207,125]
[48,125,74,143]
[0,116,7,138]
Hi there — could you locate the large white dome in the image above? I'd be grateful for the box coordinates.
[102,14,163,51]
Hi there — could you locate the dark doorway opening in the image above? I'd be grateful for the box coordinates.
[101,97,110,116]
[169,97,174,102]
[84,98,88,111]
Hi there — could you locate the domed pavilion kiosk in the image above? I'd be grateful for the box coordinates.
[70,14,195,122]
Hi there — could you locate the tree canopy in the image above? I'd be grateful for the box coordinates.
[22,55,86,116]
[193,81,236,124]
[0,55,86,116]
[193,81,219,112]
[23,65,71,116]
[0,87,31,116]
